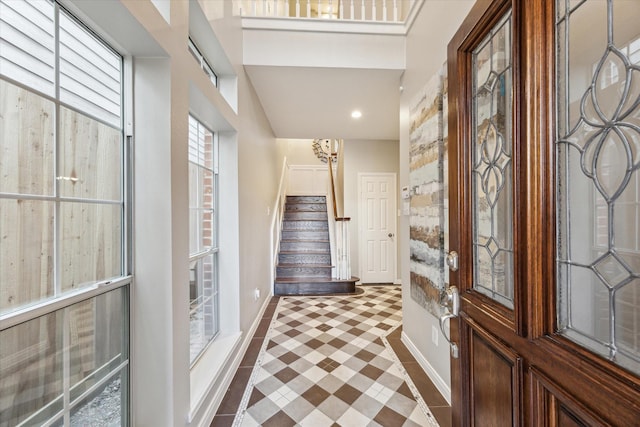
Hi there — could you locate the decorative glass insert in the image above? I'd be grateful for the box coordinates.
[471,10,514,309]
[556,0,640,375]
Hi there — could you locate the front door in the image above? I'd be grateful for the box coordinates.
[447,0,639,424]
[359,173,397,283]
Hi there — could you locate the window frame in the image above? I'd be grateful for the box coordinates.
[187,114,220,367]
[0,1,131,425]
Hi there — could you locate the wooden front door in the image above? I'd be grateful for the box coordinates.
[447,0,640,425]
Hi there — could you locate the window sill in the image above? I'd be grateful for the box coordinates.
[189,331,242,422]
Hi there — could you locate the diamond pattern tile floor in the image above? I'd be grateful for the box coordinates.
[231,286,441,427]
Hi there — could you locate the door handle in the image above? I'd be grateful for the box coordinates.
[439,286,459,358]
[388,233,394,238]
[446,250,459,271]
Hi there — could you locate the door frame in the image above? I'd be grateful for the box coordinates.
[447,0,640,424]
[358,172,398,284]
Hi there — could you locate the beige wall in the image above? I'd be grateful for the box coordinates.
[399,0,474,400]
[343,139,400,279]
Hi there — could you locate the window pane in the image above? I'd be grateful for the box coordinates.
[0,79,55,196]
[0,199,54,312]
[60,202,122,292]
[471,10,514,308]
[69,372,123,426]
[0,0,55,96]
[68,288,126,403]
[556,0,640,375]
[190,254,218,364]
[188,115,219,364]
[59,10,121,127]
[0,311,63,426]
[59,106,122,201]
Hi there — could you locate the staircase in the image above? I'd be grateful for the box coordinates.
[275,195,358,295]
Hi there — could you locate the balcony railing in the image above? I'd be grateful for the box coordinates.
[236,0,415,23]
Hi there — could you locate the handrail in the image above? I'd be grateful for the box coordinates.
[327,153,339,219]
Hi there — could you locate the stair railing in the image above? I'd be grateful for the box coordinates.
[236,0,415,23]
[327,141,351,280]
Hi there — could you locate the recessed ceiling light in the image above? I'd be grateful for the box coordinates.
[351,110,362,119]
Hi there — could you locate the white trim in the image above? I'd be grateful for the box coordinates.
[193,293,274,426]
[401,330,451,405]
[189,332,242,423]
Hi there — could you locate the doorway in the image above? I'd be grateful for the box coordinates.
[358,173,397,283]
[446,0,640,424]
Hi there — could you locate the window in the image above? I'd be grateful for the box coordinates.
[188,37,218,87]
[188,115,219,365]
[0,0,129,425]
[556,2,640,374]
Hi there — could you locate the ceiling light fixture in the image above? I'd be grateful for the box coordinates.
[351,110,362,119]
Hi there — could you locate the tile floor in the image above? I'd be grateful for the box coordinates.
[211,286,451,427]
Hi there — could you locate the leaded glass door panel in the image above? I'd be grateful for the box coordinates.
[448,0,640,425]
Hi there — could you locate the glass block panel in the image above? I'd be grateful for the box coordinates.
[59,202,123,292]
[471,9,514,309]
[0,311,63,426]
[0,79,55,196]
[59,106,122,201]
[0,199,54,312]
[556,0,640,375]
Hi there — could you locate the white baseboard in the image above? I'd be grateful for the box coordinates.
[196,294,274,426]
[401,331,451,405]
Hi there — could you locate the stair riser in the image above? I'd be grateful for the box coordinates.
[285,203,327,212]
[286,196,326,204]
[282,220,328,230]
[274,281,356,295]
[280,241,329,252]
[276,266,332,278]
[284,211,328,220]
[282,230,329,241]
[279,253,331,265]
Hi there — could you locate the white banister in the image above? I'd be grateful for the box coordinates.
[237,0,413,22]
[335,219,351,280]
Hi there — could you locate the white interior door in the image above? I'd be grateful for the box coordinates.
[359,173,396,283]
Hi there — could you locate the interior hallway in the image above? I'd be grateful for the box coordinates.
[212,286,451,426]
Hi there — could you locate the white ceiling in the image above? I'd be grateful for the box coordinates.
[245,65,402,141]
